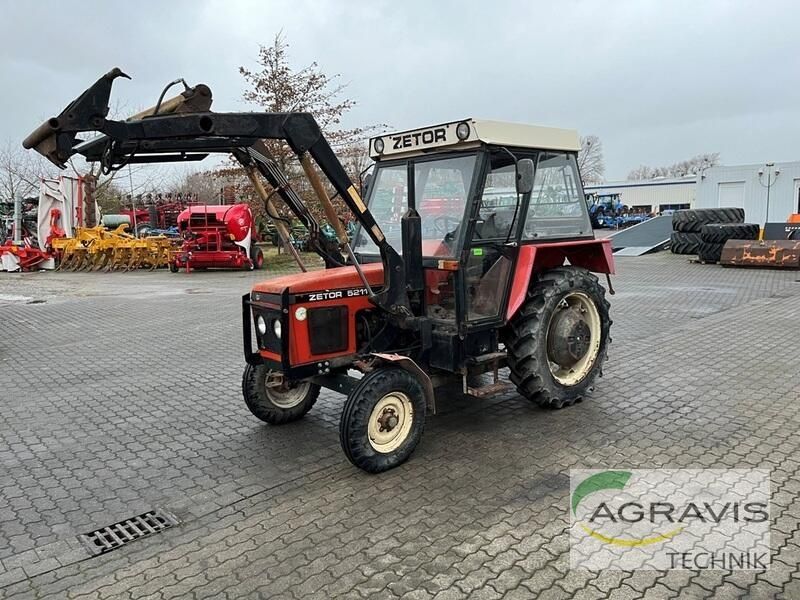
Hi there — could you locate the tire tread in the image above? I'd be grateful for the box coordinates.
[672,208,745,233]
[504,267,611,409]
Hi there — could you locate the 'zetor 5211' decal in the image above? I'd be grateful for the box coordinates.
[306,288,370,302]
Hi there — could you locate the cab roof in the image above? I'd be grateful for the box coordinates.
[369,118,581,160]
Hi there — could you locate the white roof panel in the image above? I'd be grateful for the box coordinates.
[369,118,580,159]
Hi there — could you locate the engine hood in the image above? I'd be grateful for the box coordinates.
[252,263,384,295]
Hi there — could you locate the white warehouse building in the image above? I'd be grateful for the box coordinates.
[694,161,800,224]
[583,176,696,214]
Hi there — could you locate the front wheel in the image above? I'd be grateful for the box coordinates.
[339,368,426,473]
[242,364,320,424]
[504,266,611,408]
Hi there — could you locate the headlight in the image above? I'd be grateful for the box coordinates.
[456,121,471,141]
[373,138,385,154]
[256,315,267,335]
[273,320,282,339]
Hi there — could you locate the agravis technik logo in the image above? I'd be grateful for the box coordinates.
[570,469,770,570]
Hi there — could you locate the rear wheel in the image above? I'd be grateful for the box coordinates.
[340,368,426,473]
[241,364,320,424]
[504,267,611,408]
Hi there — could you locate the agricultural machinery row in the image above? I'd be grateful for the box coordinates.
[1,189,265,272]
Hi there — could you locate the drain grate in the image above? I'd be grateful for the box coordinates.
[79,509,179,555]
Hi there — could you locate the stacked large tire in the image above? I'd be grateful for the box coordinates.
[669,231,703,255]
[670,208,744,255]
[698,223,759,263]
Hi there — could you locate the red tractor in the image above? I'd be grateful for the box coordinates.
[171,203,263,272]
[25,69,614,473]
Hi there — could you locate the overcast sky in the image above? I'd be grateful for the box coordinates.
[3,0,800,181]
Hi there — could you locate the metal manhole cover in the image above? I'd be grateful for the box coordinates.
[79,509,179,556]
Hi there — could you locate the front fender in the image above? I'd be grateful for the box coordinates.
[371,353,436,415]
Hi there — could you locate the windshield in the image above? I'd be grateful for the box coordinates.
[354,154,477,258]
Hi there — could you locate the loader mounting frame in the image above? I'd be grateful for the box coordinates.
[23,68,411,320]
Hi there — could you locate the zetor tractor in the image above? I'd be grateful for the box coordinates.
[24,69,614,473]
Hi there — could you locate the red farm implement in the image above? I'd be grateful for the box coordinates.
[171,203,263,272]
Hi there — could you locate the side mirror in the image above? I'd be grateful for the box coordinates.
[516,158,534,195]
[361,172,373,197]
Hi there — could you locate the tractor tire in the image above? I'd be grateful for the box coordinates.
[698,241,724,264]
[339,367,426,473]
[241,364,320,424]
[169,262,179,273]
[700,223,760,244]
[670,232,702,255]
[672,208,745,233]
[251,245,265,270]
[504,267,611,409]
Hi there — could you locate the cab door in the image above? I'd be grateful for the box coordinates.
[463,151,530,323]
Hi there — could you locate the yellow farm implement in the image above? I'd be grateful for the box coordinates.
[51,225,174,271]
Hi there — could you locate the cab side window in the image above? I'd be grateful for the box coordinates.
[523,152,591,239]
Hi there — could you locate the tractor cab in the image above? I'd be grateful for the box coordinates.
[353,119,595,326]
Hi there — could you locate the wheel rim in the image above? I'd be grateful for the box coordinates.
[263,371,309,409]
[546,291,601,386]
[367,392,414,453]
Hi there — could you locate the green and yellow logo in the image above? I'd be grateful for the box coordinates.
[572,470,684,547]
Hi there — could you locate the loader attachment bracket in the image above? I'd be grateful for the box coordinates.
[22,68,130,168]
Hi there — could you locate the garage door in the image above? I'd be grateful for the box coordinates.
[718,181,746,214]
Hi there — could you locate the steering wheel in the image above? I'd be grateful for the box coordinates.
[433,215,460,236]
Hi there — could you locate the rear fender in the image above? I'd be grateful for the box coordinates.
[506,239,615,320]
[371,353,436,415]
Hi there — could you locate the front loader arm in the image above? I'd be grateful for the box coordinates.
[233,144,348,268]
[22,69,411,318]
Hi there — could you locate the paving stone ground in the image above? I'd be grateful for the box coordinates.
[1,252,799,599]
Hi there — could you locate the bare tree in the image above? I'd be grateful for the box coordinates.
[0,140,56,201]
[171,171,223,204]
[577,135,605,184]
[627,153,719,180]
[232,32,385,225]
[339,141,373,187]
